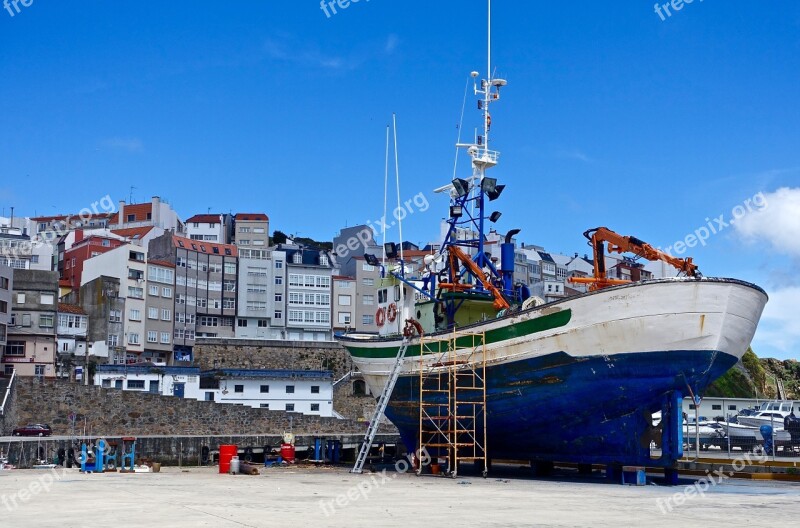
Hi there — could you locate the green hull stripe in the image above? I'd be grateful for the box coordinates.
[344,309,572,359]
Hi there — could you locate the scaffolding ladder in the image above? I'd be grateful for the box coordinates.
[351,339,410,474]
[418,330,488,478]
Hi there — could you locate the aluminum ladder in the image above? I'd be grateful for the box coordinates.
[351,339,410,474]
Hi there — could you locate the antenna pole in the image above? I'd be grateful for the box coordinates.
[382,125,390,267]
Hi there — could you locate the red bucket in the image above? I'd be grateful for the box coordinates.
[219,445,238,474]
[280,443,296,463]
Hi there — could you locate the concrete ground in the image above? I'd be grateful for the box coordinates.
[1,465,800,527]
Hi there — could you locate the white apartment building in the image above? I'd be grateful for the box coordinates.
[236,249,287,339]
[283,246,334,341]
[82,244,148,363]
[185,214,231,243]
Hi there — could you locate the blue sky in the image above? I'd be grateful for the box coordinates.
[1,1,799,359]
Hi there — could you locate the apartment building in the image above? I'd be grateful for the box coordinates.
[185,214,232,243]
[233,214,284,339]
[3,269,59,378]
[283,245,334,341]
[56,303,88,380]
[144,260,176,365]
[332,275,355,333]
[148,233,238,362]
[232,213,270,248]
[62,233,126,291]
[0,265,11,357]
[354,256,382,333]
[111,196,185,233]
[82,244,148,364]
[75,276,126,365]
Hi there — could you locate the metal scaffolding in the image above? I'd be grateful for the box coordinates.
[418,330,488,478]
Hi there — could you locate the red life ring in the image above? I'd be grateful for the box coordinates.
[386,303,398,323]
[376,307,386,327]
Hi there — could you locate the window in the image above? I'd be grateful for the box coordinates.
[338,312,351,325]
[362,278,374,287]
[293,253,302,264]
[162,287,173,298]
[128,286,144,299]
[128,269,144,281]
[109,309,122,322]
[4,365,14,376]
[160,332,171,344]
[240,227,251,233]
[205,392,215,401]
[223,280,236,292]
[35,365,45,377]
[148,307,159,320]
[378,289,387,303]
[129,309,141,321]
[275,260,283,269]
[310,404,320,412]
[275,277,283,285]
[221,317,233,327]
[238,239,251,246]
[260,385,270,393]
[128,333,140,345]
[258,319,268,328]
[127,380,145,389]
[712,405,722,411]
[311,385,320,394]
[0,276,8,290]
[362,263,375,272]
[288,310,303,323]
[260,404,269,409]
[107,334,119,346]
[16,293,25,304]
[289,274,302,286]
[223,298,235,309]
[40,293,54,305]
[362,315,374,325]
[274,311,282,320]
[237,319,248,328]
[319,255,329,266]
[224,262,237,275]
[689,404,696,410]
[338,295,351,306]
[729,405,737,411]
[285,404,295,412]
[286,385,295,394]
[161,309,172,321]
[21,314,31,327]
[148,266,174,284]
[275,293,283,303]
[4,341,25,356]
[363,295,374,306]
[147,331,158,343]
[129,251,145,262]
[149,285,160,296]
[199,316,218,327]
[234,385,244,393]
[39,314,54,328]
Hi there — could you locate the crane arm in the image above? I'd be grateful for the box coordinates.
[570,227,700,291]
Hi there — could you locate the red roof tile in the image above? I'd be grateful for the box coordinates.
[186,214,224,224]
[172,235,238,257]
[58,303,86,315]
[235,213,269,221]
[148,259,176,268]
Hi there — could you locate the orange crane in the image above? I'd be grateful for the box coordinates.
[439,245,510,310]
[569,227,700,291]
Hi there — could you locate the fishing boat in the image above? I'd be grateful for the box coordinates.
[735,401,796,429]
[339,1,768,475]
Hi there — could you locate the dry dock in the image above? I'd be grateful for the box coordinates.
[2,465,800,527]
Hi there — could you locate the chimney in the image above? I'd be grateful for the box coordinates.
[151,196,161,227]
[118,200,126,228]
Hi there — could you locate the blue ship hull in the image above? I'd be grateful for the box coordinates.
[384,349,736,467]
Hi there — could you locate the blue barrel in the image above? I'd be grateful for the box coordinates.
[760,425,774,453]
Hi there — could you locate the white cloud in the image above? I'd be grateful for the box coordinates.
[734,187,800,257]
[385,34,399,54]
[752,286,800,357]
[555,148,592,163]
[100,137,144,153]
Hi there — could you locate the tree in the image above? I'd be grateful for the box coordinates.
[272,230,288,244]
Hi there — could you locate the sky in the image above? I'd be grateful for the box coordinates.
[1,1,799,359]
